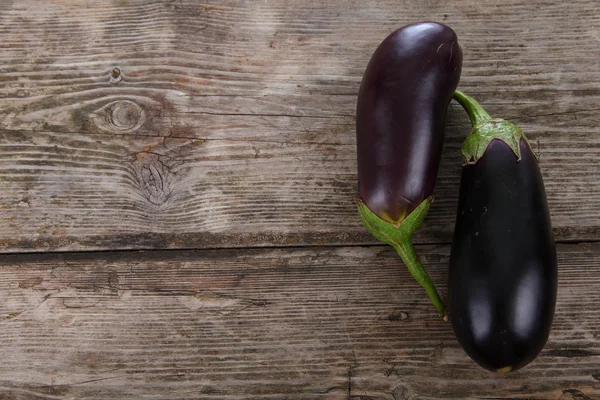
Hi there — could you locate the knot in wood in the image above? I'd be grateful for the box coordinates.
[131,151,177,206]
[91,100,145,134]
[107,100,144,132]
[392,384,416,400]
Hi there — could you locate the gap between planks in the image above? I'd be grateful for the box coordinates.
[0,238,597,258]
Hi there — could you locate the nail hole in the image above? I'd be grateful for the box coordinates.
[110,68,122,83]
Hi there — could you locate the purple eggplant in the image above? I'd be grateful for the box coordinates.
[356,22,462,317]
[449,91,557,372]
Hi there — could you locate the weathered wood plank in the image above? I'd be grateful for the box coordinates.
[1,0,600,252]
[0,243,599,399]
[0,125,598,253]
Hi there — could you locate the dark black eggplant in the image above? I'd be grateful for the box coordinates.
[449,91,557,372]
[356,22,462,317]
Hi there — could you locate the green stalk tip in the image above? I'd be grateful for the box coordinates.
[392,239,446,317]
[453,90,492,127]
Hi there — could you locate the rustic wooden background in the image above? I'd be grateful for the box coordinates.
[1,0,599,399]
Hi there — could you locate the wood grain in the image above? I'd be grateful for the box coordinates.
[0,243,599,399]
[1,0,600,252]
[2,2,599,399]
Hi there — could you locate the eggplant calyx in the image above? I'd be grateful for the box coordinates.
[357,197,447,319]
[453,90,537,164]
[461,118,529,164]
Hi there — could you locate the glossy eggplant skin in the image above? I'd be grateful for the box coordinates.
[356,22,462,223]
[449,138,557,372]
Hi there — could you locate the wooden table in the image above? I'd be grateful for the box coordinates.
[1,1,599,398]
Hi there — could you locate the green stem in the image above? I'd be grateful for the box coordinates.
[454,90,534,163]
[392,239,446,318]
[453,90,492,127]
[357,199,447,319]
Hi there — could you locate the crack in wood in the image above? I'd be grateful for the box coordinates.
[347,365,353,400]
[170,110,349,119]
[0,127,354,146]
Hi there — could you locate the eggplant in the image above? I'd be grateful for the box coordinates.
[356,22,462,317]
[449,91,557,372]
